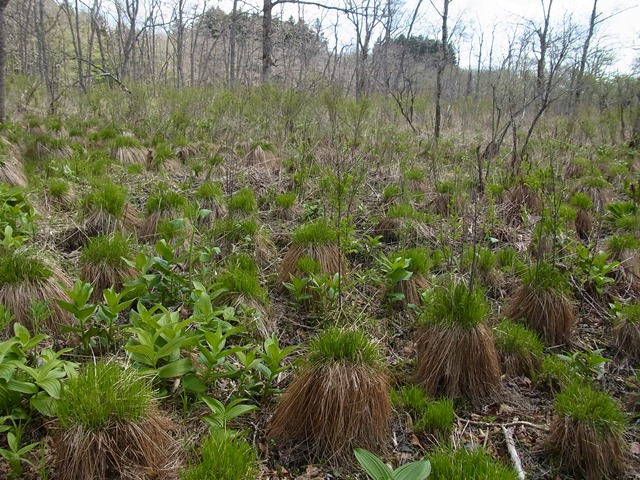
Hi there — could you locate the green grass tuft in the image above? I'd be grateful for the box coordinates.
[404,168,425,182]
[275,192,296,209]
[418,282,489,328]
[522,262,570,295]
[415,398,455,437]
[397,247,431,275]
[83,181,127,217]
[387,204,416,219]
[429,447,519,479]
[215,265,265,301]
[618,303,640,325]
[211,218,258,243]
[229,188,256,215]
[569,192,593,211]
[383,185,401,199]
[607,234,640,255]
[0,250,52,285]
[57,361,153,432]
[181,430,258,480]
[494,320,543,357]
[308,327,383,368]
[292,219,338,245]
[81,232,133,267]
[147,188,187,213]
[296,257,321,275]
[195,182,224,200]
[47,178,70,198]
[554,382,625,433]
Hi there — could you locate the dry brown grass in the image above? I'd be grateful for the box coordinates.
[110,146,147,165]
[278,244,347,284]
[430,193,451,217]
[0,267,72,336]
[80,262,138,303]
[0,156,27,187]
[268,363,392,464]
[373,217,404,243]
[413,323,502,406]
[388,274,429,309]
[543,417,626,480]
[575,209,593,241]
[62,207,140,251]
[53,411,179,480]
[506,285,574,346]
[613,321,640,359]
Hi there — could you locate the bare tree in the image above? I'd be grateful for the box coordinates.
[433,0,451,140]
[0,0,9,124]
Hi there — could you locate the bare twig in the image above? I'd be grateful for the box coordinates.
[502,426,526,480]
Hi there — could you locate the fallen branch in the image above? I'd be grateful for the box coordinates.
[502,425,526,480]
[455,415,549,432]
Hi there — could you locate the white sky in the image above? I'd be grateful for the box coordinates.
[206,0,639,74]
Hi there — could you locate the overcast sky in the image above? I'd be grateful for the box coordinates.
[209,0,639,74]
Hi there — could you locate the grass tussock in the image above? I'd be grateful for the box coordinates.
[494,320,544,377]
[506,263,574,346]
[54,361,179,480]
[543,382,626,480]
[80,233,138,302]
[429,446,519,479]
[613,303,640,359]
[0,250,72,335]
[181,430,258,480]
[278,220,347,283]
[0,154,27,187]
[269,328,391,464]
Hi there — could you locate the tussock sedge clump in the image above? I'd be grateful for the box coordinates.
[140,186,188,241]
[194,181,226,224]
[278,218,347,283]
[0,248,72,335]
[65,181,139,250]
[0,153,27,187]
[494,319,544,377]
[393,386,455,440]
[460,247,503,287]
[532,354,573,393]
[414,282,502,406]
[269,327,391,464]
[274,192,297,220]
[570,192,594,240]
[543,382,627,480]
[613,302,640,359]
[228,187,257,218]
[181,430,258,480]
[54,361,179,479]
[506,262,575,346]
[46,177,74,207]
[80,232,138,302]
[429,446,519,479]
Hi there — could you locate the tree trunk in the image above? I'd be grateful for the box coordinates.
[262,0,274,82]
[434,0,450,141]
[0,0,9,125]
[229,0,238,86]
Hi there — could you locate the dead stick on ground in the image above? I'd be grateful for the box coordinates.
[502,426,526,480]
[455,415,549,432]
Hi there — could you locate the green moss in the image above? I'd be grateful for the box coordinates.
[308,327,383,368]
[418,282,488,328]
[57,362,153,432]
[292,219,338,245]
